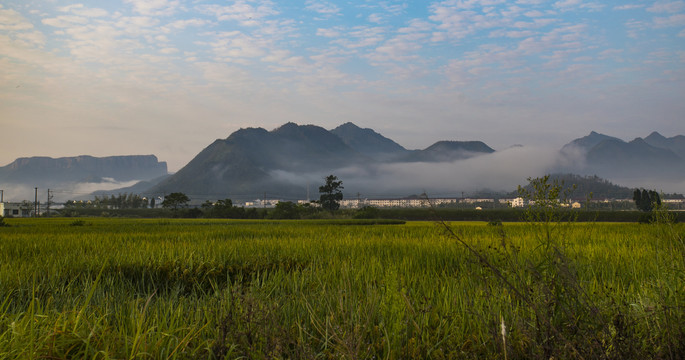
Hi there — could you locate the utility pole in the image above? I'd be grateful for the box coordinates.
[0,189,3,202]
[47,189,54,217]
[263,192,266,208]
[34,187,38,217]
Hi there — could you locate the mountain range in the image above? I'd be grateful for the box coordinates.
[559,131,685,180]
[146,122,496,200]
[1,123,683,202]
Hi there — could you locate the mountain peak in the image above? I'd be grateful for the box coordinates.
[562,131,623,152]
[645,131,666,142]
[629,137,647,145]
[330,122,407,159]
[643,131,685,158]
[335,122,361,130]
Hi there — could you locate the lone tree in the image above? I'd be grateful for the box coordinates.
[319,175,343,213]
[633,188,661,212]
[162,192,190,211]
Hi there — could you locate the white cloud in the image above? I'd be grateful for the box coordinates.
[41,15,88,28]
[490,29,536,38]
[368,13,383,23]
[554,0,582,9]
[316,27,341,37]
[647,1,685,13]
[331,26,386,49]
[1,1,684,179]
[166,18,211,30]
[306,0,341,15]
[204,31,271,60]
[59,4,108,17]
[159,47,179,54]
[653,13,685,27]
[199,1,278,25]
[614,4,644,11]
[524,10,545,17]
[15,31,46,47]
[554,0,604,12]
[0,8,34,30]
[123,0,180,16]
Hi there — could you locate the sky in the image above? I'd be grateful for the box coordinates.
[1,0,684,173]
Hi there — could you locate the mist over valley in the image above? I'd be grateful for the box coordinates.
[1,123,683,203]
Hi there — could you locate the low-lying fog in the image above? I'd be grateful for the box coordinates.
[274,145,684,198]
[3,145,683,203]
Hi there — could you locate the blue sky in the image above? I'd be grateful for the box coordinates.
[1,0,684,171]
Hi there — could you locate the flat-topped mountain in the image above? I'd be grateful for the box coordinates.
[0,155,168,188]
[403,141,495,162]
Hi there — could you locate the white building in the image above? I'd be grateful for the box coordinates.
[244,199,281,208]
[1,202,32,217]
[511,197,525,208]
[337,197,459,209]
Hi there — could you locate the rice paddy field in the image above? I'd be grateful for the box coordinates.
[0,217,683,359]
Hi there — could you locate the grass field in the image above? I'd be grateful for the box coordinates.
[0,217,683,359]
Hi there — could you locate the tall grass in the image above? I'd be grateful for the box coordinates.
[0,217,682,358]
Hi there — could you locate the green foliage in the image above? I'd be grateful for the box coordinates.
[527,173,633,199]
[633,188,661,212]
[318,174,343,213]
[0,216,8,227]
[161,192,190,210]
[353,206,380,219]
[436,175,641,358]
[69,219,87,226]
[202,199,266,219]
[269,201,300,219]
[0,218,683,358]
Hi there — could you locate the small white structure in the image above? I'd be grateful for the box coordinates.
[244,199,281,208]
[1,202,32,217]
[511,197,525,208]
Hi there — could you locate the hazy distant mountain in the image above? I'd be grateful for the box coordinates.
[559,131,685,180]
[560,131,622,154]
[644,131,685,158]
[0,155,167,188]
[402,141,495,162]
[148,122,497,200]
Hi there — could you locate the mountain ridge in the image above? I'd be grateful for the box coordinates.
[2,126,683,202]
[147,122,498,199]
[560,131,685,180]
[0,155,167,186]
